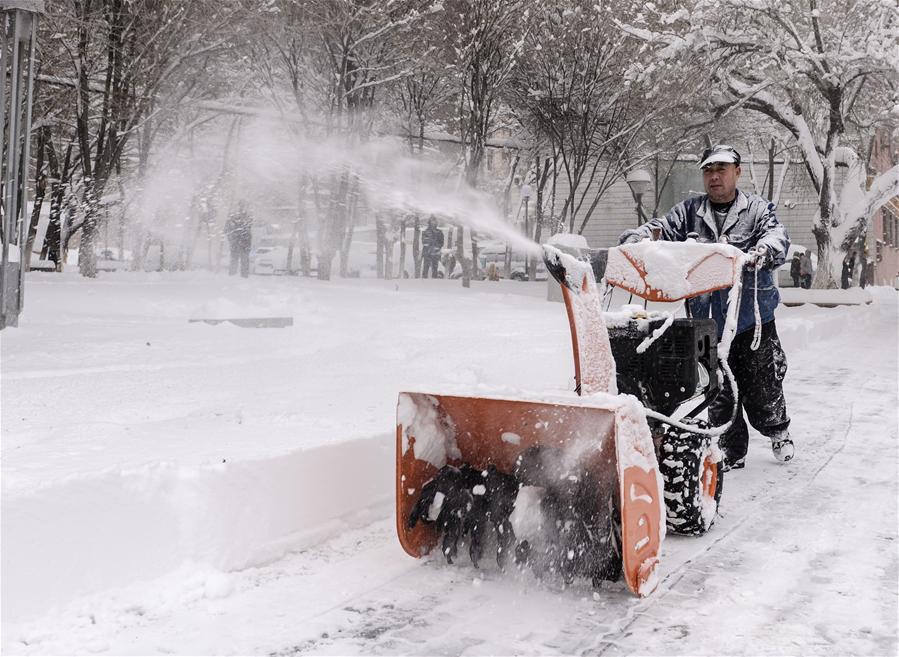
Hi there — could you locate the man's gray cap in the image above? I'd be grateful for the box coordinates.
[699,145,741,169]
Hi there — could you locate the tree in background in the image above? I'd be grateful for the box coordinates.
[619,0,899,287]
[32,0,239,277]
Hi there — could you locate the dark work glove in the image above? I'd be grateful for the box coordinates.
[747,244,773,268]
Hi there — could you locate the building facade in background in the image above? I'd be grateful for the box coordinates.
[866,128,899,287]
[506,155,822,252]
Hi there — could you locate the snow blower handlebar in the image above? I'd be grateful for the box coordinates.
[543,241,755,439]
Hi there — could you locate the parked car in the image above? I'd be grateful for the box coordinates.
[477,241,547,281]
[96,248,131,272]
[252,238,294,275]
[776,244,817,288]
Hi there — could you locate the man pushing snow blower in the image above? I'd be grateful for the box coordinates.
[619,144,793,470]
[396,233,770,596]
[394,145,794,595]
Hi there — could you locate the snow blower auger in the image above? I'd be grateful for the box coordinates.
[396,238,748,597]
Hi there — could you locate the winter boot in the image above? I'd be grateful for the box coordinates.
[770,432,794,463]
[721,455,745,472]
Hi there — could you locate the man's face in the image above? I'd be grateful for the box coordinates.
[702,163,740,203]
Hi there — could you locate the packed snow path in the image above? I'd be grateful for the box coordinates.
[2,273,896,655]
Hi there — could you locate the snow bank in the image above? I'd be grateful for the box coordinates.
[1,434,392,622]
[779,287,873,307]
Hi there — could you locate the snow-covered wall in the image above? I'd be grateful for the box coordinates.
[2,435,393,621]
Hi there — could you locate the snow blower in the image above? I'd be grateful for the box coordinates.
[396,238,749,597]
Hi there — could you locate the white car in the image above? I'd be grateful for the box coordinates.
[252,239,294,275]
[776,245,816,288]
[477,241,547,281]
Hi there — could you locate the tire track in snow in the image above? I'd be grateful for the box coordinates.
[575,404,858,656]
[262,341,884,656]
[567,349,894,654]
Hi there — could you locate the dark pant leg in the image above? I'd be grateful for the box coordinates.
[240,249,250,278]
[712,321,791,465]
[737,320,790,439]
[423,256,436,278]
[229,244,239,276]
[710,340,751,465]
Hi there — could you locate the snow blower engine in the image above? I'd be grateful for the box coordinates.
[396,239,749,596]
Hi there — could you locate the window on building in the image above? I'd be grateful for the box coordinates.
[881,207,897,248]
[886,209,899,248]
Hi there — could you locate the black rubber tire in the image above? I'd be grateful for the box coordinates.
[658,422,724,535]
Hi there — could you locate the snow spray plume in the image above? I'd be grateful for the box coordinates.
[238,119,543,256]
[126,117,543,258]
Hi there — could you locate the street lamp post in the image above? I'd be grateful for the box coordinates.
[625,168,653,227]
[1,0,43,329]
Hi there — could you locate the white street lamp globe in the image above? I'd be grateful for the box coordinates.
[625,169,653,198]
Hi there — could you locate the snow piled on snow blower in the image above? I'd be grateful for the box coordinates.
[605,240,743,302]
[397,393,460,468]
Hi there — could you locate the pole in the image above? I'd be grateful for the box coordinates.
[18,10,37,306]
[523,196,529,278]
[1,10,24,327]
[0,15,10,326]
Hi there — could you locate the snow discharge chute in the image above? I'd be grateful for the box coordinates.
[396,239,747,597]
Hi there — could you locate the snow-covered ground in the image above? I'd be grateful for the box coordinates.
[2,271,897,655]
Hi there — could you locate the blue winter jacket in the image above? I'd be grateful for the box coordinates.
[619,190,790,337]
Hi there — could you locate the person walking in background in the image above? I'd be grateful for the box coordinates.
[619,144,793,470]
[226,200,253,278]
[841,251,855,289]
[790,252,802,287]
[421,216,444,279]
[799,249,813,289]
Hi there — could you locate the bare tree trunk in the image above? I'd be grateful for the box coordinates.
[813,147,839,289]
[78,182,100,278]
[375,214,385,279]
[24,128,50,269]
[41,139,73,269]
[398,218,407,278]
[456,224,470,288]
[529,157,552,281]
[444,226,455,276]
[767,139,775,201]
[318,171,348,281]
[503,155,519,279]
[339,175,360,277]
[297,176,311,275]
[412,215,421,278]
[384,236,393,280]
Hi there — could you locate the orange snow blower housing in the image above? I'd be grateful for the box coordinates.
[396,240,746,597]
